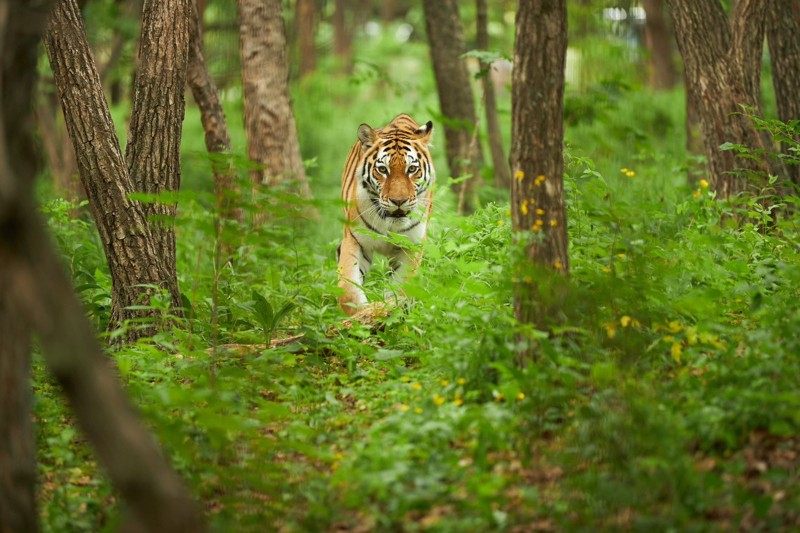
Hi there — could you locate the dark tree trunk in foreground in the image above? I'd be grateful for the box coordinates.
[669,0,771,198]
[187,0,241,227]
[423,0,484,214]
[477,0,511,189]
[1,1,203,530]
[296,0,317,78]
[45,0,182,342]
[237,0,311,202]
[125,0,189,293]
[642,0,677,90]
[767,0,800,188]
[511,0,570,360]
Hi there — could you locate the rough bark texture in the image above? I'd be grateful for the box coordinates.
[423,0,484,214]
[669,0,771,198]
[477,0,511,189]
[187,0,240,224]
[296,0,317,78]
[642,0,677,90]
[237,0,311,200]
[125,0,189,290]
[44,0,181,342]
[767,0,800,187]
[511,0,569,356]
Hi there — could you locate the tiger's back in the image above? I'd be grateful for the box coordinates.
[336,114,435,315]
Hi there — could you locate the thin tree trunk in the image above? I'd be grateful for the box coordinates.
[511,0,570,361]
[36,86,82,202]
[187,0,241,226]
[296,0,317,78]
[668,0,771,198]
[237,0,312,205]
[423,0,484,214]
[477,0,510,189]
[125,0,190,309]
[767,0,800,188]
[1,1,203,529]
[642,0,677,90]
[333,0,353,73]
[45,0,182,341]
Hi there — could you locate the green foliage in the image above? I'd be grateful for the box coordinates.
[33,6,800,531]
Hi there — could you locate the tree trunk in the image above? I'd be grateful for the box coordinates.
[45,0,183,342]
[423,0,484,214]
[187,0,241,228]
[36,86,82,203]
[296,0,317,78]
[767,0,800,188]
[237,0,312,204]
[333,0,353,73]
[1,1,203,530]
[642,0,677,90]
[511,0,570,361]
[668,0,771,198]
[477,0,511,189]
[125,0,189,306]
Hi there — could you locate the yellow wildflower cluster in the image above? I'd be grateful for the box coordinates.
[621,167,636,177]
[692,179,710,199]
[515,170,525,181]
[532,219,544,232]
[534,175,546,186]
[654,320,726,364]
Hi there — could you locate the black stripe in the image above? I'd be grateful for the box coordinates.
[397,219,422,233]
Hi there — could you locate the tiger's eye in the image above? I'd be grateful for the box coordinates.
[376,164,388,175]
[408,165,419,174]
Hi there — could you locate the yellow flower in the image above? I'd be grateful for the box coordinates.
[603,322,617,339]
[521,199,529,215]
[699,179,709,189]
[626,170,636,177]
[620,315,632,328]
[549,218,558,227]
[668,320,683,333]
[516,392,526,401]
[454,396,464,406]
[692,188,702,199]
[414,407,423,414]
[514,170,525,181]
[617,253,625,259]
[401,375,411,383]
[534,175,546,186]
[457,377,466,385]
[400,404,410,412]
[433,394,446,406]
[671,342,683,363]
[535,208,545,216]
[411,382,422,391]
[553,261,563,270]
[620,168,629,173]
[602,267,611,273]
[505,210,511,216]
[441,379,450,387]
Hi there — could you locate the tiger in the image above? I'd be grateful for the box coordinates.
[337,114,435,315]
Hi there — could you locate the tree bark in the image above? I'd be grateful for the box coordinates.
[511,0,570,360]
[477,0,511,189]
[333,0,353,73]
[767,0,800,188]
[36,86,82,203]
[295,0,317,78]
[44,0,183,342]
[237,0,311,203]
[668,0,771,198]
[187,0,241,226]
[125,0,189,301]
[642,0,677,90]
[423,0,484,214]
[1,1,203,530]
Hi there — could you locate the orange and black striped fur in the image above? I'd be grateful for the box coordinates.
[337,114,435,315]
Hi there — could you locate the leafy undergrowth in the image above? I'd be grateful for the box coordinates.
[34,153,800,531]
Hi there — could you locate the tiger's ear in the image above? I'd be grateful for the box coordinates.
[415,121,433,145]
[357,124,377,149]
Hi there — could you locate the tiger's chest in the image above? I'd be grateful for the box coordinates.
[351,186,430,256]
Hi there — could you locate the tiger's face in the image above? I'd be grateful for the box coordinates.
[357,120,434,220]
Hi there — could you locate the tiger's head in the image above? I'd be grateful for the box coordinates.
[357,115,434,219]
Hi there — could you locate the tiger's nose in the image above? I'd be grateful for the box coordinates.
[388,197,407,206]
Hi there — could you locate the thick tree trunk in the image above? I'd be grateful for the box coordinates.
[125,0,189,306]
[45,0,182,342]
[1,1,203,530]
[477,0,511,189]
[333,0,353,73]
[668,0,771,198]
[187,0,241,227]
[642,0,677,90]
[237,0,311,202]
[511,0,570,361]
[296,0,317,78]
[767,0,800,188]
[423,0,484,214]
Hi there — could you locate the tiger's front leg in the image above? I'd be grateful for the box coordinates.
[337,233,371,316]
